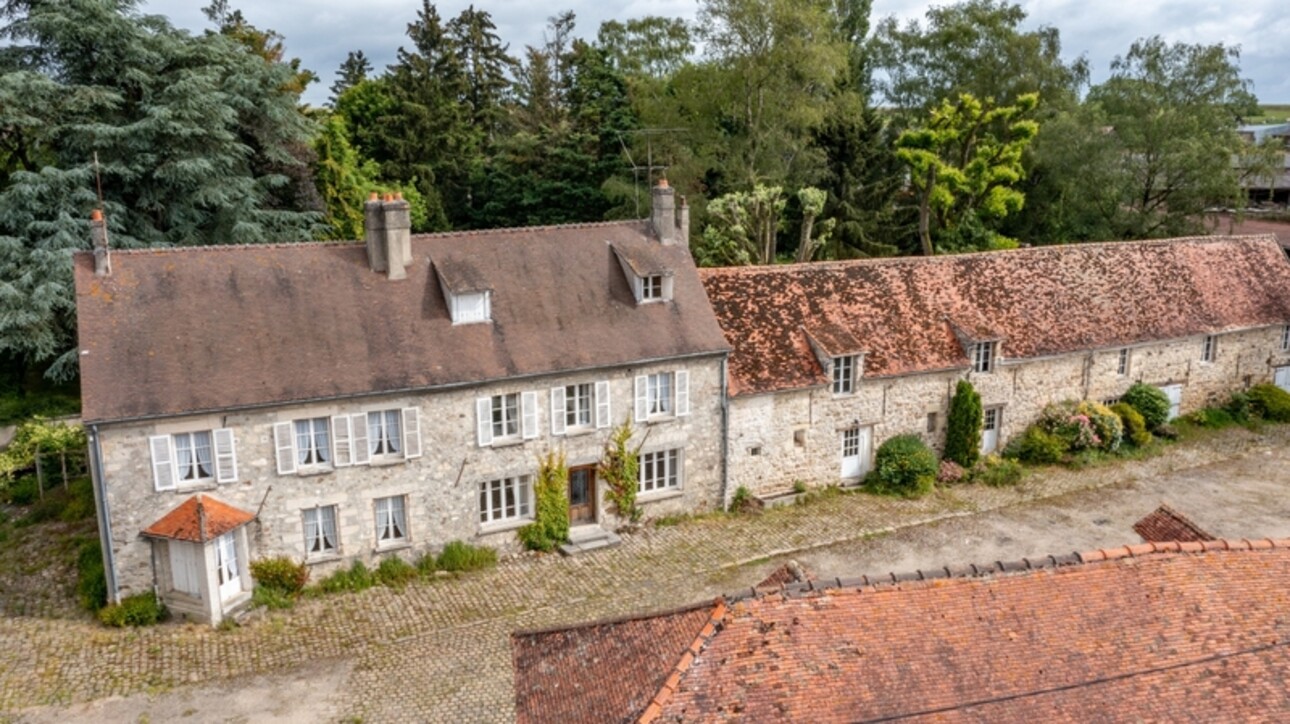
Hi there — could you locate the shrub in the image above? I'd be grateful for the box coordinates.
[1248,384,1290,422]
[868,435,937,498]
[98,592,166,627]
[936,459,966,484]
[1122,383,1171,430]
[1110,403,1151,447]
[436,540,497,572]
[1035,400,1122,452]
[973,455,1023,487]
[414,552,439,576]
[943,380,983,468]
[518,451,570,552]
[76,539,108,612]
[60,477,96,522]
[1183,407,1235,429]
[1006,426,1067,464]
[4,475,38,506]
[729,485,758,513]
[252,586,295,610]
[791,480,807,494]
[316,561,376,594]
[1079,401,1123,452]
[1225,391,1256,423]
[249,556,309,596]
[599,421,642,523]
[375,556,418,587]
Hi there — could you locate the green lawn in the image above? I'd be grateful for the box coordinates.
[1248,104,1290,124]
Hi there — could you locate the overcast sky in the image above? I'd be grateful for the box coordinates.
[143,0,1290,108]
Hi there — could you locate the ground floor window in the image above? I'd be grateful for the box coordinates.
[479,476,531,524]
[639,449,681,494]
[375,495,408,545]
[169,541,201,597]
[304,506,338,557]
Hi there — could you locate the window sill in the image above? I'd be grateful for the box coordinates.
[637,488,683,504]
[488,437,526,449]
[374,541,412,554]
[368,456,407,467]
[294,466,335,477]
[478,517,533,535]
[560,426,598,438]
[644,414,677,426]
[174,481,219,494]
[305,553,343,566]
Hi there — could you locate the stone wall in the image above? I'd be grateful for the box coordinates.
[728,326,1290,499]
[97,356,725,599]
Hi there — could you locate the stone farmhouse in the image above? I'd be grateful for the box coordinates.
[700,237,1290,500]
[73,184,729,624]
[73,178,1290,624]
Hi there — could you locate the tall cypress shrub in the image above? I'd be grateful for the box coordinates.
[944,379,983,467]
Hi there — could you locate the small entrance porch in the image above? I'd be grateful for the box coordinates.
[141,494,256,626]
[558,464,621,555]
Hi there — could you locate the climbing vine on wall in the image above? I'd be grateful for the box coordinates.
[598,420,642,525]
[518,450,570,552]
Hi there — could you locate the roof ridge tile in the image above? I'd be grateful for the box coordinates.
[639,598,727,724]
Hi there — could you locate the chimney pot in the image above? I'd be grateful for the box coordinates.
[383,192,395,202]
[368,191,379,201]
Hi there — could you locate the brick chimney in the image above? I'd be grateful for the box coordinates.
[90,209,111,276]
[364,193,413,280]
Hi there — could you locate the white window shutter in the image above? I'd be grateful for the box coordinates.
[476,397,493,447]
[634,375,648,423]
[550,387,567,436]
[149,435,176,491]
[213,428,239,483]
[675,370,691,417]
[402,407,423,459]
[273,422,297,475]
[521,391,539,440]
[595,380,611,429]
[351,413,371,464]
[331,415,353,467]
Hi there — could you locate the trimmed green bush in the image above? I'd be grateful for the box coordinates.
[1225,391,1256,423]
[1006,426,1067,464]
[868,434,937,498]
[518,451,570,552]
[249,556,309,596]
[1110,403,1151,447]
[98,592,166,627]
[1122,383,1171,430]
[76,539,108,612]
[375,556,417,587]
[973,455,1023,487]
[436,540,497,572]
[943,380,983,468]
[1248,384,1290,422]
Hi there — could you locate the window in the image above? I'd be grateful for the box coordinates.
[832,356,856,394]
[477,392,538,445]
[927,412,938,433]
[1103,397,1121,407]
[551,381,611,435]
[294,418,331,467]
[1201,335,1216,363]
[1282,325,1290,352]
[492,393,519,439]
[368,410,403,457]
[565,383,593,428]
[972,342,995,373]
[635,371,690,422]
[479,476,531,524]
[647,373,672,416]
[450,291,491,324]
[375,496,407,546]
[639,449,681,494]
[641,275,664,301]
[303,506,338,557]
[149,429,238,491]
[793,429,807,447]
[1117,348,1130,376]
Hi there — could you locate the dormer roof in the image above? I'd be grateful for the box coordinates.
[433,255,493,293]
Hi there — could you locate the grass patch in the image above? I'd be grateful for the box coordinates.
[435,540,497,573]
[98,592,166,627]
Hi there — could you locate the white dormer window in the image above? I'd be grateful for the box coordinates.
[451,291,491,324]
[972,342,995,373]
[641,275,664,301]
[832,355,856,394]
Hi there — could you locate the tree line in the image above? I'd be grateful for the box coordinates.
[0,0,1277,383]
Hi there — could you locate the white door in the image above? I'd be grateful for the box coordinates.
[981,408,1001,454]
[1160,384,1183,421]
[1275,366,1290,393]
[840,427,871,480]
[215,533,242,602]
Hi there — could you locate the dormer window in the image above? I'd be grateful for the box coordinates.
[450,290,491,325]
[832,355,856,394]
[972,342,995,373]
[613,243,674,305]
[434,257,492,325]
[641,275,664,301]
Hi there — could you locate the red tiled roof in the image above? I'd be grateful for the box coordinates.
[1133,504,1215,543]
[140,495,255,543]
[73,221,729,423]
[652,540,1290,721]
[699,237,1290,396]
[511,602,721,724]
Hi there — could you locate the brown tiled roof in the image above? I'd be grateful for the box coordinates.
[140,494,255,543]
[511,601,721,724]
[1133,504,1215,542]
[73,221,728,422]
[651,540,1290,722]
[700,237,1290,396]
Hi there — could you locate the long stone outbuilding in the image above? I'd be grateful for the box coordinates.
[72,180,1290,624]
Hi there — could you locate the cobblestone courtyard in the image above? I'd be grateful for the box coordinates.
[4,425,1289,723]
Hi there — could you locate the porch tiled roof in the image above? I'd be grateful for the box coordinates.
[140,495,255,543]
[1133,503,1215,543]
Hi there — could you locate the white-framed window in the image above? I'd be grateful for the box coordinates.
[1281,325,1289,352]
[1103,397,1121,407]
[303,506,339,558]
[479,476,532,524]
[634,371,689,422]
[832,355,856,394]
[375,496,408,546]
[629,270,673,304]
[149,429,238,491]
[450,290,491,324]
[972,342,995,373]
[641,275,664,301]
[492,393,519,439]
[551,380,611,435]
[639,449,682,494]
[294,418,331,467]
[168,541,202,597]
[1117,348,1130,376]
[1201,335,1216,363]
[368,409,403,457]
[565,383,593,428]
[477,392,537,446]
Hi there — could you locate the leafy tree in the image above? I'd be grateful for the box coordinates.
[312,115,378,240]
[793,187,834,263]
[701,185,786,265]
[597,16,694,79]
[944,380,983,468]
[202,1,317,94]
[334,78,398,165]
[329,50,372,106]
[895,93,1039,255]
[447,7,515,144]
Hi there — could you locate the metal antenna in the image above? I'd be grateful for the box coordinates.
[93,152,105,209]
[618,128,686,217]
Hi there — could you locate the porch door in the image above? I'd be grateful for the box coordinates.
[840,427,871,480]
[1275,366,1290,393]
[1160,384,1183,421]
[568,465,596,525]
[215,532,242,602]
[981,408,1001,454]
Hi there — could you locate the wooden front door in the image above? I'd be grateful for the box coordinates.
[568,465,596,525]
